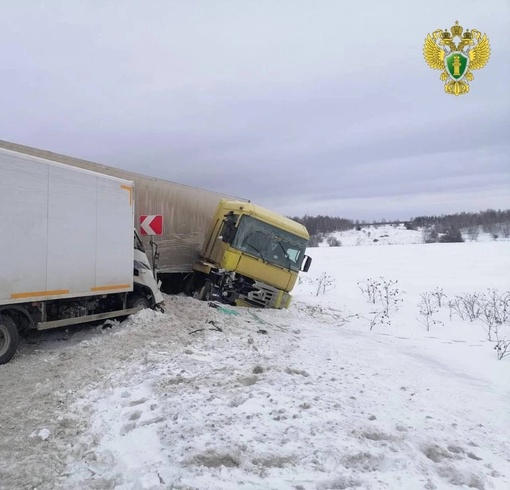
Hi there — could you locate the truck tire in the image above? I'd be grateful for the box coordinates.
[127,295,151,310]
[183,274,195,296]
[198,280,213,301]
[0,315,19,365]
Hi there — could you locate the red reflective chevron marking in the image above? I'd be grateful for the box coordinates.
[140,215,163,235]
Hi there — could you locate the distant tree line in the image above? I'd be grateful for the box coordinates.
[409,209,510,242]
[291,209,510,246]
[289,215,354,235]
[408,209,510,230]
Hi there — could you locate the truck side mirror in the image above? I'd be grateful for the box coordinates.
[301,255,312,273]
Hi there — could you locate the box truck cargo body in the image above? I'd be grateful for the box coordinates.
[0,147,163,364]
[1,149,134,303]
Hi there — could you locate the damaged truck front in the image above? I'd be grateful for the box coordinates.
[190,200,312,309]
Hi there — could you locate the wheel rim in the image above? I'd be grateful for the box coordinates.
[200,282,212,301]
[0,325,9,357]
[133,297,149,309]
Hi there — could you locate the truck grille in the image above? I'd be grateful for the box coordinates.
[241,281,279,308]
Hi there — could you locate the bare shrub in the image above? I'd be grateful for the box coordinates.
[448,293,480,322]
[477,289,510,342]
[379,279,404,316]
[494,339,510,360]
[326,235,342,247]
[448,289,510,360]
[448,297,465,321]
[417,292,443,331]
[358,277,405,314]
[356,310,391,331]
[431,287,447,308]
[314,273,336,296]
[358,278,380,304]
[460,293,481,322]
[357,277,405,329]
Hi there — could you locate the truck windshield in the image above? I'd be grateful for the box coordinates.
[231,215,308,272]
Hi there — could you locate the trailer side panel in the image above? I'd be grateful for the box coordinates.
[0,148,134,305]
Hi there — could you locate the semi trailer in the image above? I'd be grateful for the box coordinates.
[0,147,163,364]
[0,140,312,311]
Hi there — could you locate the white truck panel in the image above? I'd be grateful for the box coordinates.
[0,148,134,305]
[0,157,49,296]
[95,177,134,289]
[46,165,97,293]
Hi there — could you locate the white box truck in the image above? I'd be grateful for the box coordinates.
[0,147,164,364]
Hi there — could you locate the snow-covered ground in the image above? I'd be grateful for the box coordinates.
[1,240,509,490]
[318,224,424,247]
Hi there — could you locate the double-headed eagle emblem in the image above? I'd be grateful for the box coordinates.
[423,21,490,96]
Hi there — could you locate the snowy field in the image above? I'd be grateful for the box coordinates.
[317,224,508,247]
[318,224,423,247]
[1,240,510,490]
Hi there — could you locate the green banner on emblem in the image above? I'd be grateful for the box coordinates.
[445,52,469,80]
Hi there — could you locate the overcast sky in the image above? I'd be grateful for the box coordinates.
[1,0,509,220]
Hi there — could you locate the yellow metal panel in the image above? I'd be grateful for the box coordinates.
[287,275,297,291]
[225,252,295,292]
[193,261,213,274]
[215,200,309,239]
[222,250,241,271]
[91,284,131,292]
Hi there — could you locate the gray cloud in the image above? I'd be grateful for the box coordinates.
[1,0,509,220]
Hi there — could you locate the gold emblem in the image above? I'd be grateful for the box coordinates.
[423,21,491,96]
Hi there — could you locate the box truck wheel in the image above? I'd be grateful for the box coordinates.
[127,295,151,310]
[0,315,19,365]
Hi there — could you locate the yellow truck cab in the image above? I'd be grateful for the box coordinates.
[191,200,312,308]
